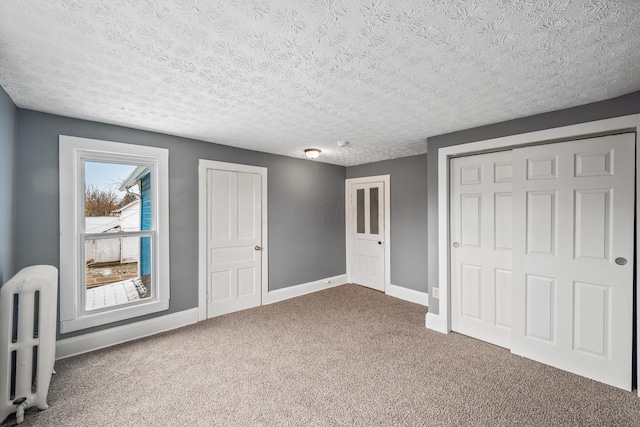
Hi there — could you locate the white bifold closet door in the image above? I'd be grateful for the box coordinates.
[450,133,635,390]
[450,150,513,349]
[511,133,635,390]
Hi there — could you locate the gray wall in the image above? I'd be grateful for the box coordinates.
[0,88,16,285]
[16,110,346,338]
[427,90,640,313]
[347,154,428,293]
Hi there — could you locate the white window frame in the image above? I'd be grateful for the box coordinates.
[59,135,170,333]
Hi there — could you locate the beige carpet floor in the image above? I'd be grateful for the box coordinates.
[6,284,640,426]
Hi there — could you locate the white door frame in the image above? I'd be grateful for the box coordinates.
[345,175,391,292]
[197,160,268,321]
[427,113,640,394]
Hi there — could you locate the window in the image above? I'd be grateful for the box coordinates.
[59,136,169,333]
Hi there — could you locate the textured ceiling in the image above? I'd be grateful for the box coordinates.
[1,1,639,166]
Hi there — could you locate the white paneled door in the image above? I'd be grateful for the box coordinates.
[450,150,513,348]
[450,133,635,390]
[206,169,262,318]
[511,133,635,390]
[350,181,385,291]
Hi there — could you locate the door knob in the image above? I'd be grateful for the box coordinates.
[615,257,627,265]
[255,246,261,251]
[453,242,460,248]
[378,241,382,245]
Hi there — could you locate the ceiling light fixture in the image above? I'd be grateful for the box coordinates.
[304,148,321,159]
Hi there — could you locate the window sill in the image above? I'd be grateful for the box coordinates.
[60,299,169,334]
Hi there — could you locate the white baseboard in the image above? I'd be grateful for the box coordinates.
[263,274,348,305]
[386,284,429,306]
[426,312,448,334]
[56,308,199,360]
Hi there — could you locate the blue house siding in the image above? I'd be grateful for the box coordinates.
[140,173,152,279]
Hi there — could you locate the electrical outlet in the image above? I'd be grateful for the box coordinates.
[432,287,440,299]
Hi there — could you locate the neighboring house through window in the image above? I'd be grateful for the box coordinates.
[59,136,170,333]
[119,166,152,294]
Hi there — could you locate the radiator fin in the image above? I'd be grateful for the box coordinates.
[31,346,38,394]
[11,294,18,343]
[9,351,16,401]
[33,291,40,339]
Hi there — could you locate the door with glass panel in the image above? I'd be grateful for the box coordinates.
[350,182,385,291]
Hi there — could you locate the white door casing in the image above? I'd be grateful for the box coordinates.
[450,150,513,348]
[511,133,635,390]
[198,160,268,320]
[345,175,390,293]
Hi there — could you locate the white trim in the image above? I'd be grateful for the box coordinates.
[198,162,207,321]
[198,160,268,321]
[386,284,429,307]
[345,175,391,292]
[636,115,640,397]
[425,312,447,334]
[263,274,348,305]
[118,165,149,191]
[430,114,640,341]
[61,300,170,334]
[56,308,199,360]
[59,135,170,333]
[345,182,350,285]
[198,163,207,322]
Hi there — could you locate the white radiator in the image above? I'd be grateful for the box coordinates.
[0,265,58,424]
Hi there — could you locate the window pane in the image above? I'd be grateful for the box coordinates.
[84,161,144,221]
[357,189,365,234]
[85,236,152,311]
[84,161,154,311]
[370,187,379,235]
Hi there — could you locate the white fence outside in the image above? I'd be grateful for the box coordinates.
[85,201,140,265]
